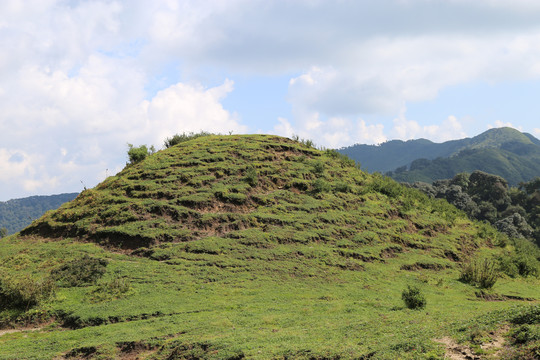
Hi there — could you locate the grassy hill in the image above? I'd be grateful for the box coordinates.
[0,134,538,359]
[0,193,79,236]
[339,127,540,185]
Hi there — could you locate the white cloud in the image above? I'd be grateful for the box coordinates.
[0,51,243,199]
[0,149,33,182]
[273,112,387,148]
[144,79,246,145]
[3,0,540,199]
[392,110,466,142]
[487,120,523,131]
[273,117,295,138]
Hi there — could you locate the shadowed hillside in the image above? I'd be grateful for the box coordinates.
[0,134,538,359]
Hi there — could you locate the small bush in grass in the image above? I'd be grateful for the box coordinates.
[510,324,540,344]
[459,258,498,289]
[312,161,325,176]
[51,255,108,287]
[312,179,331,194]
[90,276,131,302]
[164,131,212,148]
[0,273,56,310]
[334,181,351,193]
[244,166,258,186]
[402,285,426,310]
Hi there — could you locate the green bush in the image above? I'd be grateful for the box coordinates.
[312,161,325,176]
[127,144,155,165]
[369,174,403,198]
[244,166,258,186]
[0,273,56,310]
[510,324,540,345]
[164,131,212,148]
[312,179,331,194]
[90,276,131,302]
[333,181,351,193]
[459,258,498,289]
[51,255,108,287]
[401,285,426,310]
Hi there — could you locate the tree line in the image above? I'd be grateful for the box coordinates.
[408,171,540,247]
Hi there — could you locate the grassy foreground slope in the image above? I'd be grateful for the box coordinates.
[0,135,538,359]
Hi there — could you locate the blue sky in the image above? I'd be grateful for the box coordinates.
[2,0,540,200]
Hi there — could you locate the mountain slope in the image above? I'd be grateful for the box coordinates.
[1,134,538,359]
[339,128,540,184]
[338,137,466,173]
[0,193,79,235]
[391,142,540,185]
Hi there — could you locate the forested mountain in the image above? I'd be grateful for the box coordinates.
[339,127,540,185]
[0,134,538,359]
[339,137,467,173]
[0,193,79,236]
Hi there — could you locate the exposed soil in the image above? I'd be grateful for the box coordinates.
[480,325,509,358]
[435,325,509,360]
[435,337,481,360]
[0,327,42,337]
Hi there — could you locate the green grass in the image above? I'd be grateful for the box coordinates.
[0,134,538,359]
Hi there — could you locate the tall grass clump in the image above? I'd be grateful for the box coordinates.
[459,258,499,289]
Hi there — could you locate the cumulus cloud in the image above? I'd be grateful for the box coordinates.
[487,120,523,131]
[391,110,467,142]
[273,117,295,138]
[274,112,387,148]
[144,79,245,145]
[3,0,540,199]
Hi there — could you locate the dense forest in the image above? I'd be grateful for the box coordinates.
[408,171,540,251]
[0,193,79,236]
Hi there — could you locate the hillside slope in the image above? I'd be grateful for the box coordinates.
[0,134,538,359]
[0,193,78,235]
[339,128,540,184]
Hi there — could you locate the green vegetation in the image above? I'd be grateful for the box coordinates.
[409,170,540,250]
[127,144,156,165]
[401,285,426,310]
[164,131,213,148]
[0,193,78,235]
[0,134,538,359]
[50,255,108,287]
[340,127,540,185]
[455,304,540,359]
[459,258,499,289]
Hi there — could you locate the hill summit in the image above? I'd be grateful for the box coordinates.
[1,134,538,359]
[24,134,478,258]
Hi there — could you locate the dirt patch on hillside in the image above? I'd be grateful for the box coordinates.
[435,325,509,360]
[435,337,480,360]
[0,327,42,337]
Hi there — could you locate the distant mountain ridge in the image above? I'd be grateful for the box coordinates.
[0,193,79,235]
[339,127,540,185]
